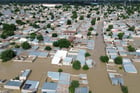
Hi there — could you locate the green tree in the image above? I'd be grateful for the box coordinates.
[53,41,59,47]
[128,26,135,31]
[91,19,96,25]
[67,19,72,25]
[88,27,94,31]
[30,33,36,40]
[87,32,91,36]
[3,24,16,31]
[21,42,31,50]
[114,56,122,64]
[127,45,136,52]
[58,68,63,72]
[53,39,71,48]
[118,33,124,40]
[45,46,52,51]
[52,33,58,37]
[121,86,128,93]
[83,64,89,70]
[16,20,25,25]
[72,60,81,70]
[37,34,43,41]
[47,24,51,28]
[100,56,109,63]
[79,15,84,20]
[70,80,79,88]
[0,49,16,62]
[85,52,91,57]
[71,11,77,19]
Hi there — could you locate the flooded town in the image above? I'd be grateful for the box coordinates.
[0,2,140,93]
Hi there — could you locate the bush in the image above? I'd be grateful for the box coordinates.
[58,68,63,72]
[88,27,94,31]
[15,45,20,48]
[127,45,136,52]
[118,33,124,40]
[53,39,71,48]
[37,34,43,41]
[52,33,58,37]
[100,56,109,63]
[0,49,16,62]
[45,46,52,51]
[83,64,89,70]
[114,56,122,64]
[121,86,128,93]
[85,52,91,57]
[21,42,31,50]
[67,19,72,25]
[72,60,81,70]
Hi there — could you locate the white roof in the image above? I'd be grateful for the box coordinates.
[54,50,67,59]
[52,57,61,64]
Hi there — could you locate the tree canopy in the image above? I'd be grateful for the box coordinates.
[118,33,124,40]
[114,56,122,64]
[21,42,31,50]
[82,64,89,70]
[53,39,71,48]
[100,55,109,63]
[127,45,136,52]
[72,60,81,70]
[0,49,16,62]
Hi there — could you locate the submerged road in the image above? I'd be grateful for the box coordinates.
[87,20,122,93]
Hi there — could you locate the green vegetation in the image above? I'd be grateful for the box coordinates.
[106,25,113,31]
[79,15,84,20]
[0,49,16,62]
[15,45,20,48]
[114,56,122,64]
[87,32,92,36]
[58,68,63,72]
[127,45,136,52]
[45,46,52,51]
[47,23,51,28]
[37,34,44,41]
[128,26,135,31]
[118,33,124,40]
[53,39,71,48]
[67,19,72,25]
[121,86,128,93]
[69,80,79,93]
[21,42,31,50]
[83,64,89,70]
[91,19,96,25]
[1,24,16,39]
[88,27,94,31]
[85,52,91,57]
[71,11,78,19]
[52,33,58,37]
[100,55,109,63]
[72,60,81,70]
[29,33,37,40]
[30,23,40,28]
[16,20,25,25]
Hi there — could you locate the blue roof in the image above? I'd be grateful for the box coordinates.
[87,40,94,50]
[76,50,86,66]
[123,58,137,73]
[75,87,89,93]
[12,48,24,55]
[5,80,23,87]
[21,69,31,77]
[23,80,39,90]
[29,51,48,57]
[42,82,57,90]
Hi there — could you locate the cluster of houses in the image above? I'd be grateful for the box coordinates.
[103,17,140,85]
[51,49,94,68]
[0,4,98,64]
[2,70,89,93]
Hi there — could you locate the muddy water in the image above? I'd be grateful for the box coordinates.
[0,21,140,93]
